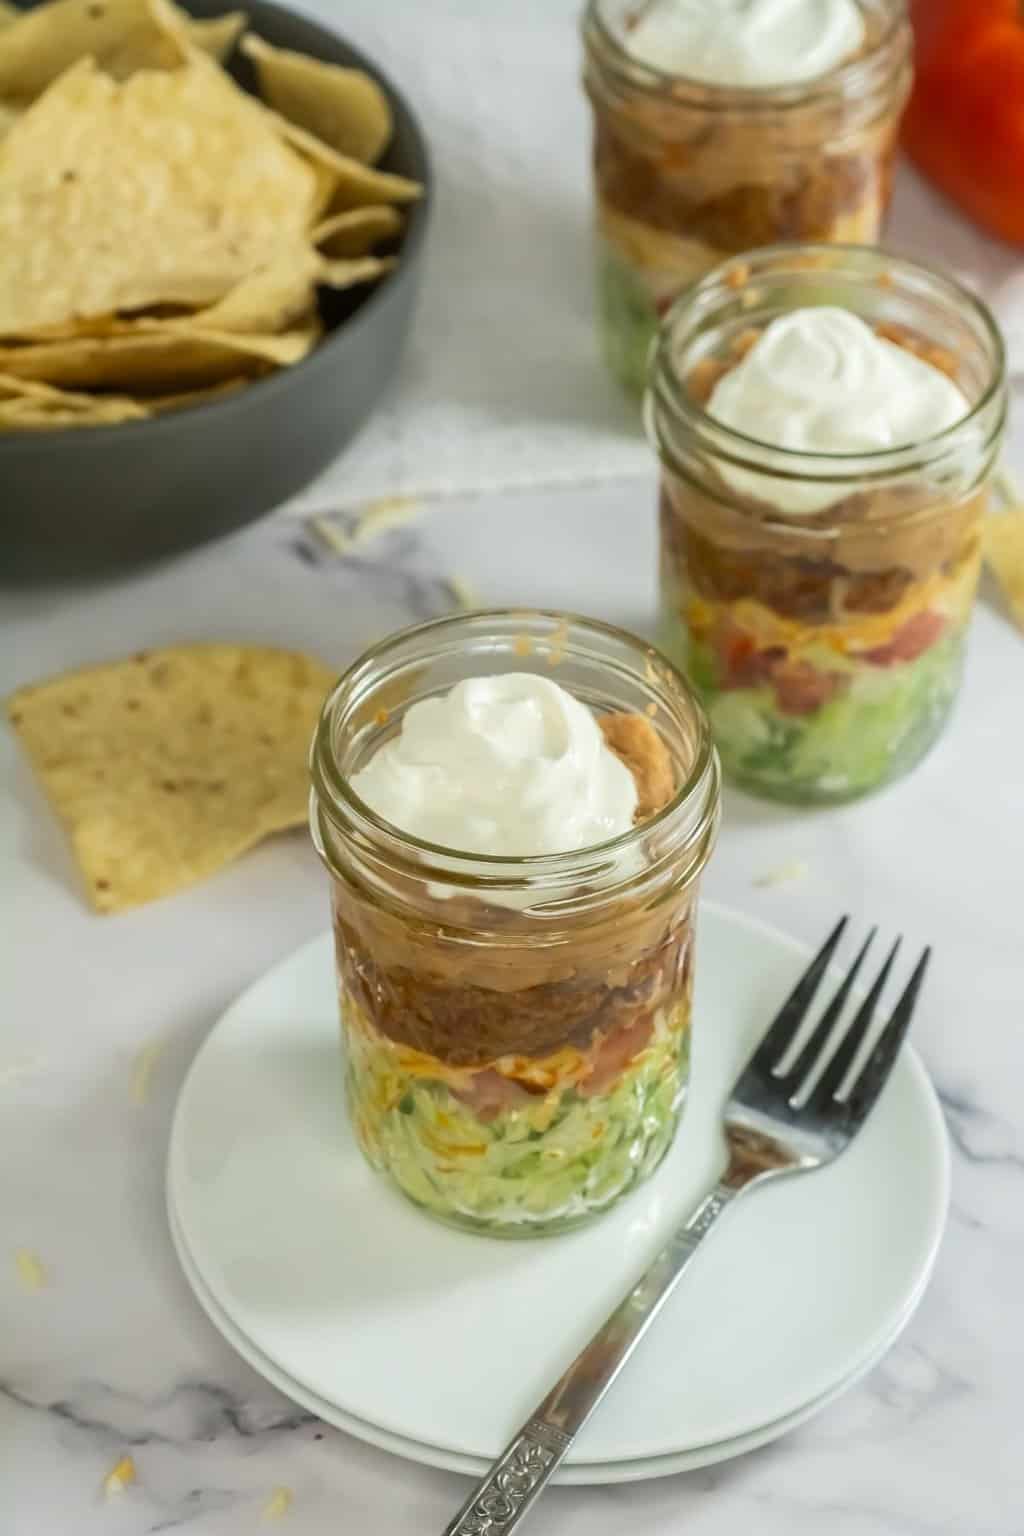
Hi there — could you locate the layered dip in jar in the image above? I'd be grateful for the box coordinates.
[648,246,1007,804]
[582,0,912,393]
[310,612,720,1237]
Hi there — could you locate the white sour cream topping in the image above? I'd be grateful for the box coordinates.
[625,0,865,88]
[706,307,970,514]
[350,674,638,857]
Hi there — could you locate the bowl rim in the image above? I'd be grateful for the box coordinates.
[0,0,433,453]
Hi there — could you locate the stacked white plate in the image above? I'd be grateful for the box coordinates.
[167,905,949,1483]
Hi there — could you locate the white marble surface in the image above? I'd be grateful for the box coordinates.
[3,472,1024,1535]
[3,0,1024,1529]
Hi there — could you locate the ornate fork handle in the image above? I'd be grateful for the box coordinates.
[442,1181,742,1535]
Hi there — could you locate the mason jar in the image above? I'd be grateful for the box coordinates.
[581,0,912,394]
[647,245,1007,805]
[310,611,720,1237]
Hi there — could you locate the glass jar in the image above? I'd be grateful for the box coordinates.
[310,611,720,1237]
[581,0,912,395]
[647,245,1007,805]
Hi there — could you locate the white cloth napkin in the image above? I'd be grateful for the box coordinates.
[282,0,1023,513]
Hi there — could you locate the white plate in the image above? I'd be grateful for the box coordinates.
[168,903,949,1469]
[166,1187,921,1483]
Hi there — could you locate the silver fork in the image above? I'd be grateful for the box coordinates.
[441,917,931,1536]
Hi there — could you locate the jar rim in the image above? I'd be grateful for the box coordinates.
[646,243,1008,481]
[310,609,720,889]
[582,0,909,113]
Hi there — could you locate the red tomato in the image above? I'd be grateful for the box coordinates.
[862,611,945,668]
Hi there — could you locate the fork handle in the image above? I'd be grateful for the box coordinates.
[441,1181,741,1535]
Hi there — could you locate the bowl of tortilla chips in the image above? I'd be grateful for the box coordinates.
[0,0,430,577]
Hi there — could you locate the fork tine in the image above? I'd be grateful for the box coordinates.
[782,927,877,1096]
[750,916,849,1074]
[804,936,901,1109]
[842,947,932,1127]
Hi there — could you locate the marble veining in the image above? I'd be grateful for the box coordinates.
[4,480,1022,1535]
[3,6,1023,1507]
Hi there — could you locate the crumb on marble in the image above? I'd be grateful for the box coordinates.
[753,860,809,889]
[263,1487,293,1520]
[131,1038,166,1106]
[103,1456,136,1496]
[15,1249,46,1292]
[445,574,480,613]
[309,497,421,558]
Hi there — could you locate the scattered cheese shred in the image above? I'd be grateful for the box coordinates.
[445,574,480,612]
[262,1487,293,1520]
[310,496,420,557]
[131,1037,166,1106]
[102,1456,136,1496]
[753,861,809,889]
[0,1054,48,1087]
[14,1249,46,1291]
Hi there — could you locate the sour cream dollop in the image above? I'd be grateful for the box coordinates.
[705,307,970,514]
[349,674,638,857]
[624,0,865,88]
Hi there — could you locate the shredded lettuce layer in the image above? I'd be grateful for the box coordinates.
[344,1000,690,1236]
[681,625,966,803]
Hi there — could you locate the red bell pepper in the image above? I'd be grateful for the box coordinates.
[902,0,1024,247]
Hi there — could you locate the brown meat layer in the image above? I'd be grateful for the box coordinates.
[332,712,694,1066]
[337,913,692,1067]
[594,119,885,249]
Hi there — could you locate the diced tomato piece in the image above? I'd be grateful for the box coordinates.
[773,662,846,717]
[451,1070,536,1123]
[862,611,946,667]
[579,1012,655,1098]
[715,622,786,688]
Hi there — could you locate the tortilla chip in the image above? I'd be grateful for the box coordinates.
[242,33,391,165]
[0,55,318,334]
[261,105,421,210]
[984,508,1024,633]
[0,395,150,428]
[155,246,389,334]
[0,0,184,98]
[7,645,336,913]
[0,370,151,425]
[0,246,386,348]
[0,100,19,136]
[146,378,248,413]
[313,205,402,258]
[0,1,19,27]
[185,8,247,61]
[0,323,319,390]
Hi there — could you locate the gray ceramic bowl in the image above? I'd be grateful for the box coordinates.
[1,0,431,580]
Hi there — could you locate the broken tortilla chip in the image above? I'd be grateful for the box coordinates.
[242,32,391,165]
[312,205,402,258]
[7,645,337,912]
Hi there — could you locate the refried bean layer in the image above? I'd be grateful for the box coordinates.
[331,710,695,1068]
